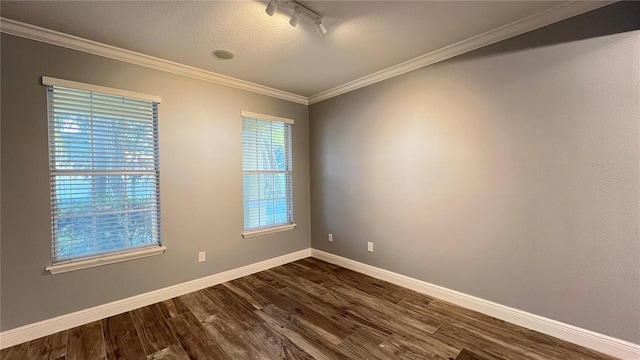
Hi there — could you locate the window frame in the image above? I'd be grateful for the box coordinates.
[241,111,296,238]
[42,76,165,274]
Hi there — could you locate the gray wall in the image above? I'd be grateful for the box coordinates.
[0,34,311,331]
[309,4,640,344]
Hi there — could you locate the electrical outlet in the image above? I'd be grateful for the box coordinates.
[367,242,373,252]
[198,251,206,262]
[328,233,333,242]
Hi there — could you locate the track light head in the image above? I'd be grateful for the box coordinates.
[265,0,277,16]
[264,1,327,35]
[315,19,327,36]
[289,7,302,27]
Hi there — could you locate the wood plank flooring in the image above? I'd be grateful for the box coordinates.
[1,257,619,360]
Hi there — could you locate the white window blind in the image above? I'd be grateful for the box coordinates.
[242,113,294,233]
[47,82,161,263]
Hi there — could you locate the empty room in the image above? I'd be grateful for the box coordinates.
[1,1,639,359]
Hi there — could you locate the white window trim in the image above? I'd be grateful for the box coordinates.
[42,76,162,103]
[241,111,295,235]
[46,246,166,274]
[240,111,294,125]
[242,224,297,239]
[44,77,164,273]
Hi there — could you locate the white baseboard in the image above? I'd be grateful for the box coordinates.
[0,248,311,349]
[310,249,640,360]
[3,247,638,359]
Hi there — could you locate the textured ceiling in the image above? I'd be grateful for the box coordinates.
[1,1,570,97]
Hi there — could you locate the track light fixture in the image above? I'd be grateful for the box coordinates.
[264,0,327,36]
[265,0,277,16]
[289,7,302,27]
[315,19,327,36]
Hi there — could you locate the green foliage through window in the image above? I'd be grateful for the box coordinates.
[242,116,293,231]
[47,85,161,262]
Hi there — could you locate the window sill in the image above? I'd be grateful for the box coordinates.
[242,224,297,238]
[45,246,166,274]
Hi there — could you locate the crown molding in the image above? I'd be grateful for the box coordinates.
[0,1,616,107]
[0,18,309,105]
[308,0,616,105]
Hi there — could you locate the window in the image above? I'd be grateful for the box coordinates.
[43,77,164,273]
[241,111,295,237]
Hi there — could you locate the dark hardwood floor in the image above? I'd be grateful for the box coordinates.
[1,257,618,360]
